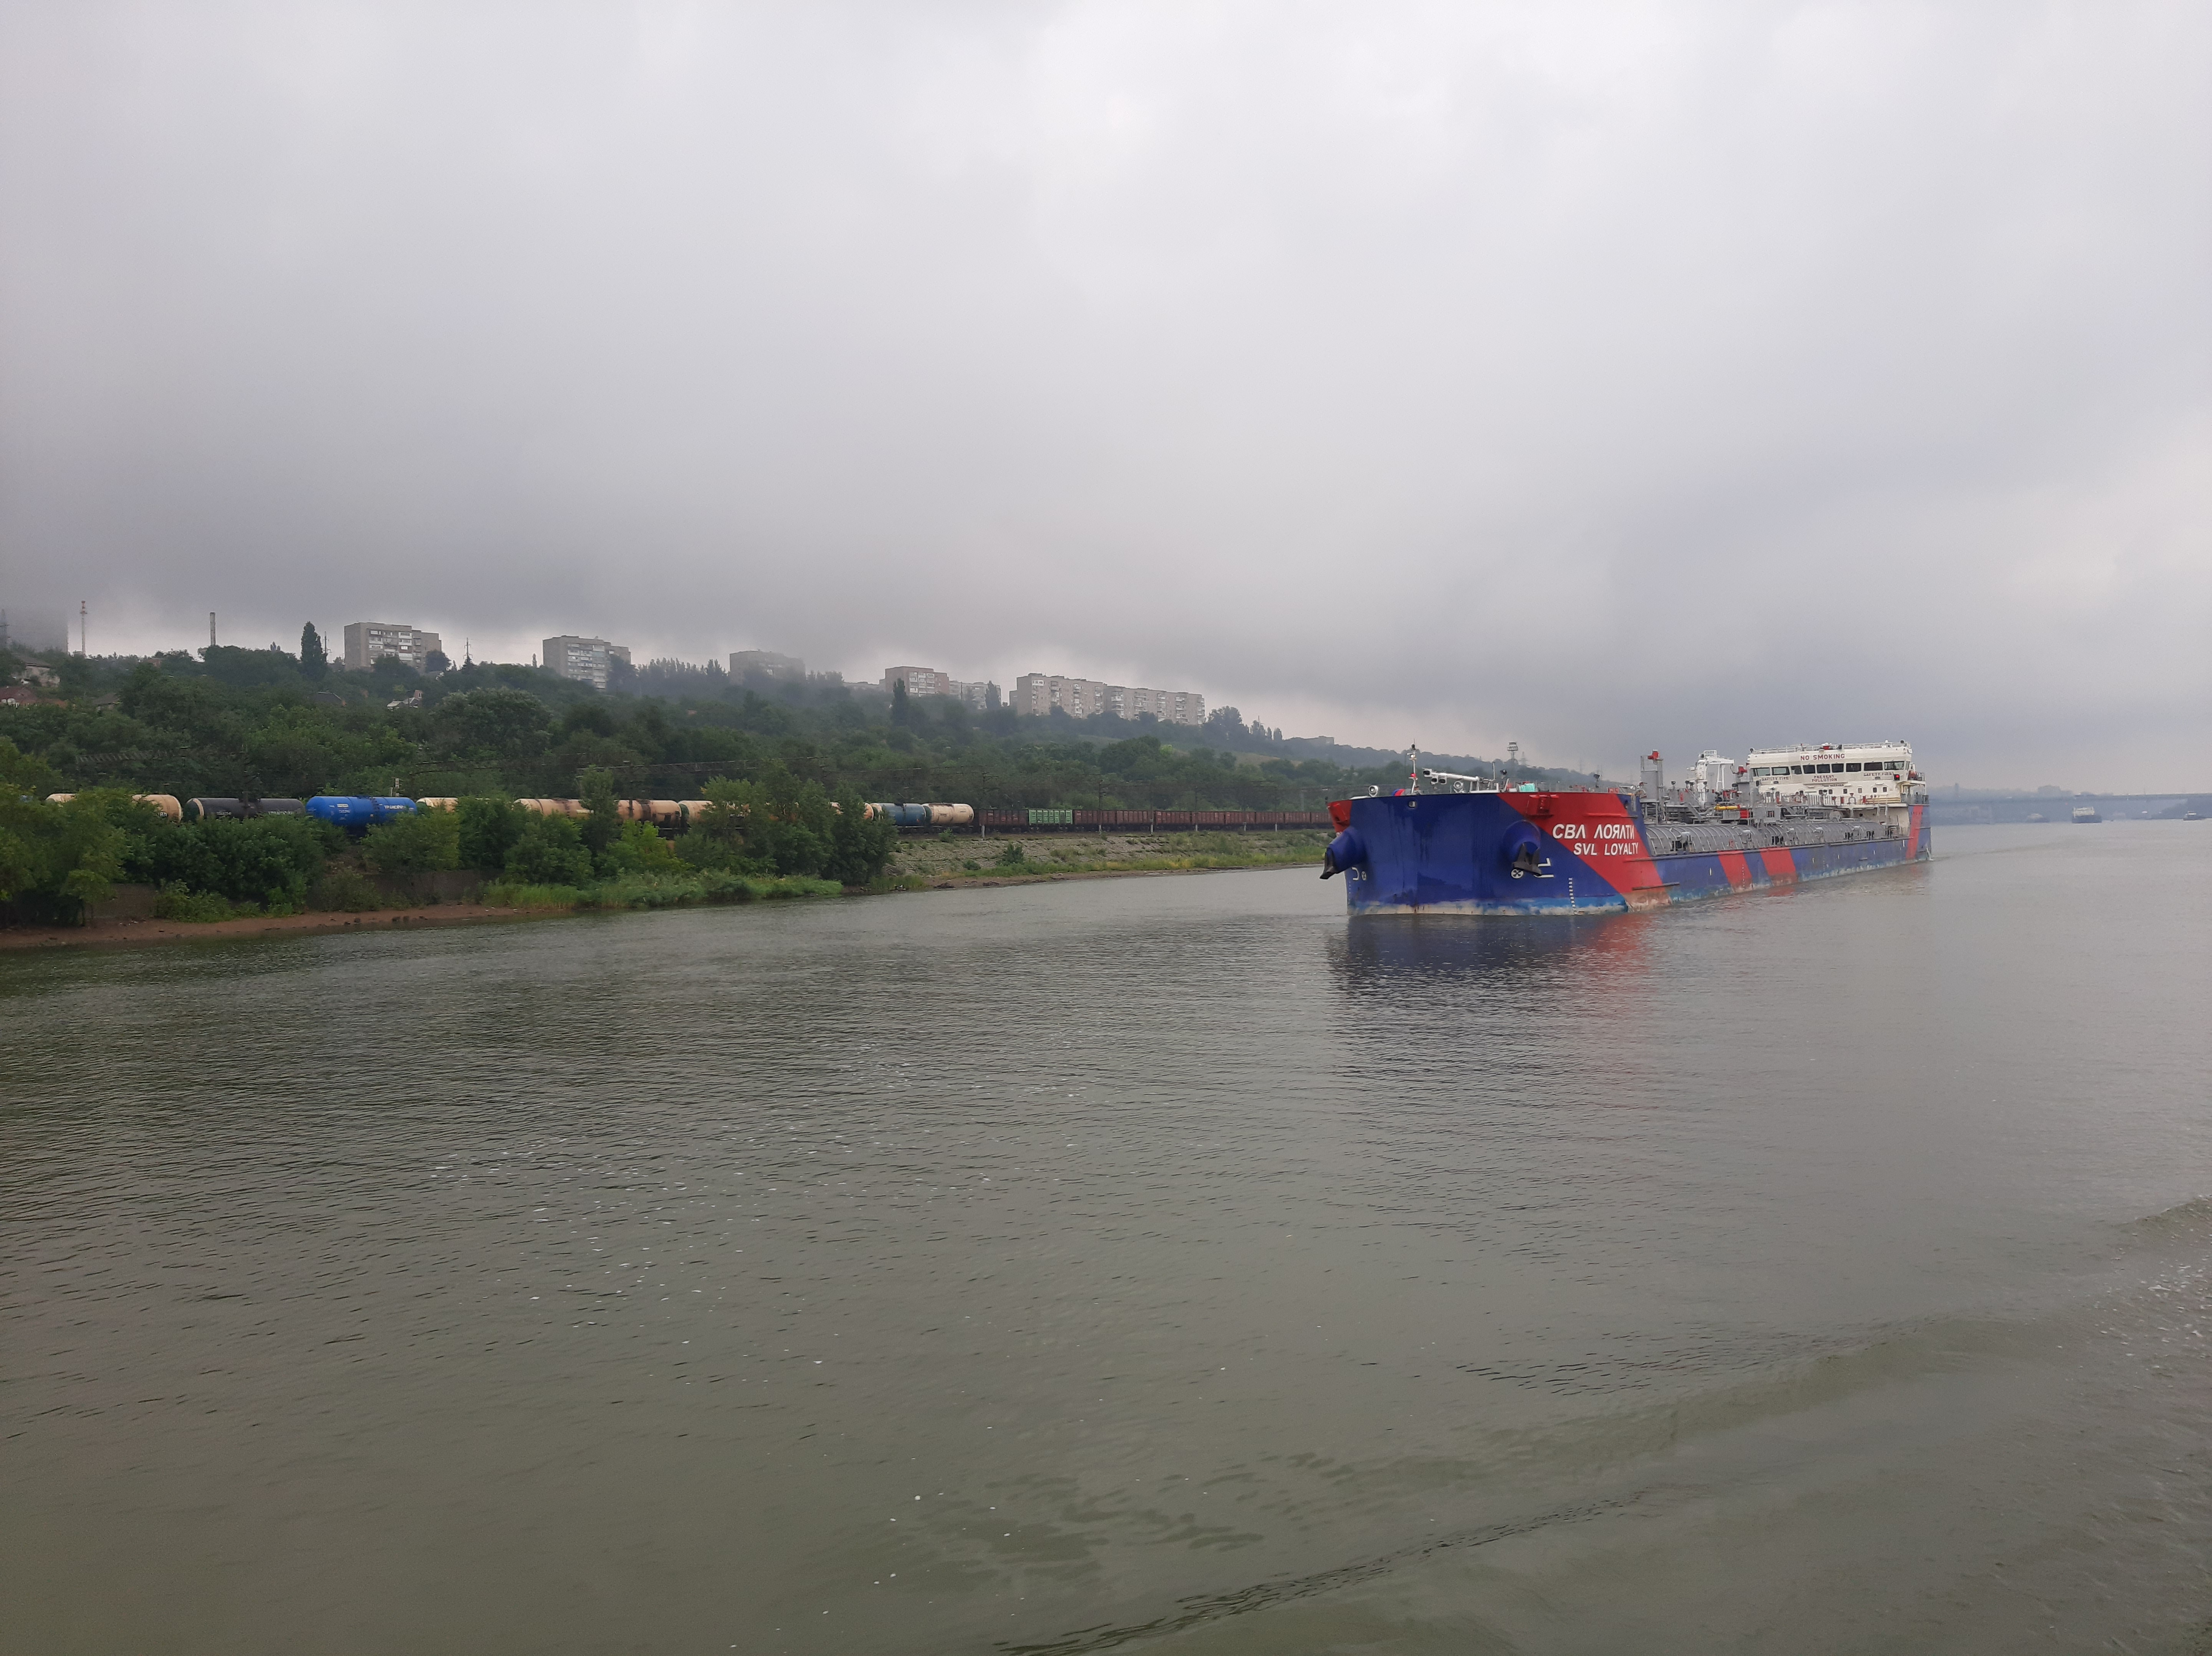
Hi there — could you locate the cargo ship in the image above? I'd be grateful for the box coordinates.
[1322,742,1929,915]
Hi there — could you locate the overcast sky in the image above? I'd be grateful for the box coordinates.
[3,2,2207,788]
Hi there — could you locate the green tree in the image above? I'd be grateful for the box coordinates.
[363,807,462,874]
[824,790,897,885]
[754,767,834,876]
[674,770,832,876]
[300,623,328,679]
[678,776,764,873]
[0,747,127,919]
[455,797,529,872]
[576,766,623,862]
[504,813,593,886]
[601,819,683,876]
[244,711,350,798]
[83,790,177,885]
[141,815,335,909]
[432,688,552,762]
[890,677,909,726]
[199,646,300,689]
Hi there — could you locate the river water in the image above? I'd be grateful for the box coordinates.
[5,823,2210,1654]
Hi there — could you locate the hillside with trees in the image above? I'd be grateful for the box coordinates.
[0,636,1589,811]
[1,634,1600,922]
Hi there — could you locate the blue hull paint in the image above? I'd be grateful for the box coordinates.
[1333,792,1930,916]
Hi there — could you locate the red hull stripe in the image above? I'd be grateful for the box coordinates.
[1500,788,1663,899]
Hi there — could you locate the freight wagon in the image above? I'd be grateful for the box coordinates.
[43,793,185,821]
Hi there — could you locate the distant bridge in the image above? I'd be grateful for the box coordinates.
[1926,793,2207,825]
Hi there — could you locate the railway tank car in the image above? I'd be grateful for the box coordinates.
[184,797,306,821]
[43,792,185,821]
[306,796,419,830]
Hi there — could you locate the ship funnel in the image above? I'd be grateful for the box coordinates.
[1640,750,1663,803]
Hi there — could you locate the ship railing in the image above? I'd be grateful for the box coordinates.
[1420,769,1501,792]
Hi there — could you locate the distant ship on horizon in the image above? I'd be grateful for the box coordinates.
[2072,804,2102,824]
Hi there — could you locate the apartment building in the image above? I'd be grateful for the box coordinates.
[543,634,629,691]
[882,665,951,698]
[883,665,999,710]
[730,649,806,682]
[1120,685,1206,725]
[1012,673,1205,726]
[344,621,443,673]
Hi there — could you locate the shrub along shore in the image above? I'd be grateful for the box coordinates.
[0,754,898,927]
[3,748,1328,938]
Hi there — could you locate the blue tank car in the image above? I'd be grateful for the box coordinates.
[307,796,419,831]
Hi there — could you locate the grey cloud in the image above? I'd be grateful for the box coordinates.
[3,0,2206,785]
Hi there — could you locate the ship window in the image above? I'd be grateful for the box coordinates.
[1790,765,1802,774]
[1845,762,1861,772]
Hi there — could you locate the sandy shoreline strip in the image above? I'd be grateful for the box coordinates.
[0,901,570,951]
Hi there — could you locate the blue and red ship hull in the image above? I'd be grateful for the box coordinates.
[1323,790,1929,915]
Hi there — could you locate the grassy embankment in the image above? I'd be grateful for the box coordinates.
[70,831,1325,934]
[478,873,845,909]
[884,829,1328,884]
[132,865,844,924]
[476,831,1332,900]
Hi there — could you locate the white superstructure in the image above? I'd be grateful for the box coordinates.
[1745,741,1918,809]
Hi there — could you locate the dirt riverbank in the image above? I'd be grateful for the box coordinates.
[0,901,568,951]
